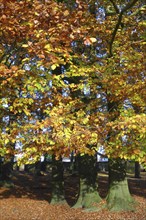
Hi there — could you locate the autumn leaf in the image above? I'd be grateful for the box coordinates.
[83,37,97,45]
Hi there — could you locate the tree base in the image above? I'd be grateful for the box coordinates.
[106,179,136,211]
[50,196,67,205]
[50,181,67,205]
[73,178,102,211]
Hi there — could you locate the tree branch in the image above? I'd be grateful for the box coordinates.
[109,0,119,14]
[109,11,123,57]
[122,0,139,12]
[109,0,139,57]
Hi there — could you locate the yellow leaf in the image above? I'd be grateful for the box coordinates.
[51,64,57,70]
[23,109,31,116]
[22,58,29,62]
[89,37,97,43]
[64,10,69,16]
[22,44,28,48]
[132,125,137,129]
[6,149,10,154]
[123,155,127,160]
[5,139,9,145]
[12,139,16,143]
[44,44,51,51]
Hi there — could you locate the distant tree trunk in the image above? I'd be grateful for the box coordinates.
[106,158,135,211]
[41,155,47,172]
[134,161,141,178]
[50,156,67,205]
[69,151,75,174]
[35,160,42,175]
[0,157,14,187]
[73,154,102,211]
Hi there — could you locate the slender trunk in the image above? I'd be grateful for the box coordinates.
[41,155,48,172]
[35,161,42,175]
[106,158,135,211]
[134,161,141,178]
[69,152,75,174]
[50,156,67,205]
[73,154,102,211]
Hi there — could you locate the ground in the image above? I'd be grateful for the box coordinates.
[0,171,146,220]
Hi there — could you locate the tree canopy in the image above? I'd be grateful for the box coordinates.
[0,0,146,167]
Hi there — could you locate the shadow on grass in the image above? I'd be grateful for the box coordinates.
[0,171,145,204]
[0,171,52,202]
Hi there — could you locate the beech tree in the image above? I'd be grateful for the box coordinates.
[0,0,146,211]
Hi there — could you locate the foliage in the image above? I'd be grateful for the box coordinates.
[0,0,145,166]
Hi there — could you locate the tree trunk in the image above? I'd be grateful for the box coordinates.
[106,158,135,211]
[135,161,141,178]
[41,155,48,172]
[73,154,102,211]
[0,157,14,187]
[50,156,67,205]
[35,161,42,175]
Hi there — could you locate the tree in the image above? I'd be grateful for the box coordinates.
[0,0,98,205]
[0,0,145,211]
[134,161,141,178]
[50,156,67,205]
[73,154,102,211]
[48,0,146,211]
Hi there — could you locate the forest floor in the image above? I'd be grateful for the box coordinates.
[0,170,146,220]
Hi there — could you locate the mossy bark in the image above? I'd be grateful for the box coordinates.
[106,158,135,211]
[73,155,102,211]
[50,157,67,205]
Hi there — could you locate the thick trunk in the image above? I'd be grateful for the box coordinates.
[106,158,135,211]
[50,157,67,205]
[73,155,102,211]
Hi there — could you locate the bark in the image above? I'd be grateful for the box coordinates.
[50,157,67,205]
[73,155,102,211]
[41,155,48,172]
[106,158,135,211]
[0,157,14,187]
[134,162,141,178]
[35,161,42,175]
